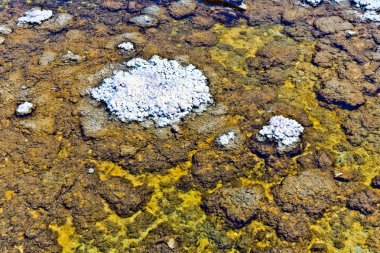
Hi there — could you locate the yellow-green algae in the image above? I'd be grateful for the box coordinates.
[210,23,284,75]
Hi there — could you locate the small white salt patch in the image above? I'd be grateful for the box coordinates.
[17,9,53,26]
[118,42,134,52]
[16,102,34,116]
[216,132,237,146]
[258,115,304,150]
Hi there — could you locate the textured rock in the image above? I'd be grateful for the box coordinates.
[247,40,298,85]
[318,79,365,109]
[190,149,255,189]
[61,51,85,63]
[347,189,380,215]
[100,0,125,11]
[0,24,12,35]
[371,175,380,189]
[276,215,311,242]
[168,0,197,19]
[185,30,218,47]
[39,51,57,66]
[99,177,152,217]
[90,55,213,127]
[202,185,267,228]
[129,15,158,27]
[315,16,354,35]
[273,170,341,218]
[41,13,73,32]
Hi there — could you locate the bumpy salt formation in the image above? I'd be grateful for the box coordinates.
[353,0,380,10]
[17,8,53,26]
[216,132,237,147]
[258,116,304,150]
[91,55,213,127]
[302,0,322,6]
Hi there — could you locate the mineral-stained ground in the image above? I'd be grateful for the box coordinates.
[0,0,379,252]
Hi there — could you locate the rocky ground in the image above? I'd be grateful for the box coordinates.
[0,0,379,252]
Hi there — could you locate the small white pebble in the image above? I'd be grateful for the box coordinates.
[118,42,134,52]
[16,102,34,116]
[88,168,95,174]
[0,24,13,35]
[167,238,176,249]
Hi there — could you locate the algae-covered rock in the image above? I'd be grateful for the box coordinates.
[347,189,380,215]
[276,214,312,242]
[190,149,255,189]
[99,177,152,217]
[246,40,298,85]
[318,79,365,109]
[202,185,267,228]
[168,0,197,19]
[129,14,158,27]
[272,170,342,218]
[371,175,380,188]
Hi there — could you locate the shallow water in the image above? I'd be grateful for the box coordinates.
[0,0,379,252]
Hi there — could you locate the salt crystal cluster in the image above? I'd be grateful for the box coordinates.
[216,132,237,147]
[258,116,304,149]
[17,9,53,26]
[352,0,380,10]
[91,55,213,127]
[353,0,380,21]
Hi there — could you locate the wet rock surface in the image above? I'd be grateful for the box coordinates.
[189,149,256,190]
[318,79,366,109]
[272,170,342,218]
[347,189,380,215]
[276,214,312,242]
[202,185,267,228]
[99,177,153,217]
[246,39,299,85]
[0,0,379,252]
